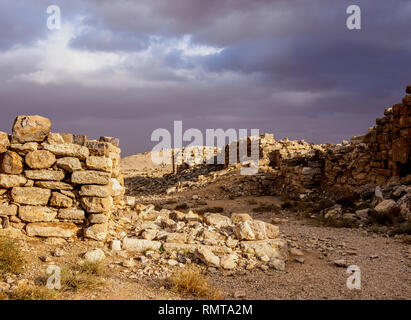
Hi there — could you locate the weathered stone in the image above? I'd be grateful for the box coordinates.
[79,185,110,198]
[56,157,82,172]
[166,233,189,243]
[122,238,161,252]
[110,178,124,196]
[233,221,255,240]
[99,136,120,147]
[80,196,111,213]
[11,187,51,206]
[25,170,65,181]
[269,258,285,271]
[374,200,401,220]
[50,192,73,208]
[19,206,57,222]
[86,141,108,157]
[57,209,85,221]
[195,247,220,267]
[0,203,18,216]
[201,229,226,241]
[34,181,73,190]
[43,143,89,160]
[141,229,157,240]
[0,132,10,153]
[25,150,56,169]
[84,223,108,241]
[231,213,252,224]
[0,174,27,188]
[11,115,51,143]
[10,143,38,154]
[0,151,24,174]
[47,133,65,144]
[26,222,79,238]
[264,222,280,239]
[220,255,237,270]
[72,171,111,185]
[84,249,105,263]
[204,213,232,228]
[88,214,108,224]
[240,239,288,260]
[86,156,112,172]
[110,240,122,251]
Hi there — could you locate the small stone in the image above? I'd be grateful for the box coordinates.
[168,259,178,266]
[72,170,111,185]
[56,157,82,172]
[84,248,105,263]
[122,259,136,268]
[195,247,220,267]
[290,248,304,256]
[333,259,348,268]
[84,223,108,241]
[50,192,73,208]
[0,132,10,153]
[220,255,237,270]
[52,248,65,257]
[25,150,56,169]
[110,240,122,251]
[0,151,24,174]
[234,290,246,299]
[269,257,285,271]
[295,258,305,264]
[11,187,51,206]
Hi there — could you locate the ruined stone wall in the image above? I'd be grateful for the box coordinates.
[0,115,124,241]
[266,86,411,192]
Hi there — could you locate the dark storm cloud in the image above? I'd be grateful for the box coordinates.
[0,0,410,155]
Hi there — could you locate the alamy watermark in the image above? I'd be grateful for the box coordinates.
[46,5,61,30]
[151,121,260,175]
[346,265,361,290]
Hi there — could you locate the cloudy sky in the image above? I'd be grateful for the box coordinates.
[0,0,410,155]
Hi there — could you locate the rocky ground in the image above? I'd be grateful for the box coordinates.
[0,153,409,300]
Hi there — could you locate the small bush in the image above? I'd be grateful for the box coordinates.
[9,285,57,300]
[0,237,25,276]
[169,266,223,300]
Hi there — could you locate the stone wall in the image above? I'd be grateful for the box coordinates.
[258,86,410,192]
[0,115,124,240]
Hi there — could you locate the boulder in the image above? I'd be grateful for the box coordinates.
[11,115,52,143]
[19,206,57,222]
[50,192,73,208]
[56,157,82,172]
[11,187,51,205]
[0,174,27,188]
[195,247,220,267]
[84,223,108,241]
[122,238,161,252]
[80,196,111,213]
[84,249,105,263]
[26,222,79,238]
[43,143,89,160]
[231,213,252,224]
[57,209,85,221]
[233,221,256,240]
[79,185,110,198]
[0,151,24,174]
[373,200,401,223]
[86,156,112,172]
[0,132,10,153]
[0,203,18,216]
[204,213,231,228]
[71,171,111,185]
[25,150,56,169]
[25,169,65,181]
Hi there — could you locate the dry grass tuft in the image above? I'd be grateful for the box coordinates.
[60,261,106,292]
[9,284,57,300]
[169,265,224,300]
[0,236,25,276]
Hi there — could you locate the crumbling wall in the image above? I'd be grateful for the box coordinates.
[0,115,124,241]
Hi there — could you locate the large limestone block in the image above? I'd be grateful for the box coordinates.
[240,239,288,260]
[234,220,279,241]
[0,203,18,216]
[11,115,52,143]
[204,213,232,228]
[50,192,73,208]
[10,143,38,154]
[56,157,82,172]
[57,208,85,221]
[86,156,112,172]
[25,150,56,169]
[84,223,108,241]
[11,187,51,205]
[34,181,73,190]
[79,185,110,198]
[19,206,57,222]
[72,170,111,185]
[0,132,10,153]
[195,247,220,267]
[0,174,27,188]
[25,169,65,181]
[0,151,24,174]
[43,143,89,160]
[122,238,161,252]
[26,222,79,238]
[80,196,111,213]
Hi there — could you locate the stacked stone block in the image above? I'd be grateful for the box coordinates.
[0,115,124,241]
